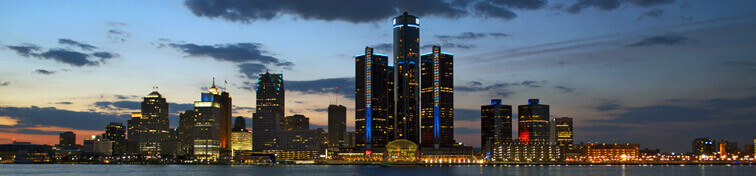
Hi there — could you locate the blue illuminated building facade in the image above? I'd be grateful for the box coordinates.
[355,47,390,149]
[420,46,454,148]
[393,11,421,144]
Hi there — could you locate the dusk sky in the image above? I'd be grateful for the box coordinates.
[1,0,756,152]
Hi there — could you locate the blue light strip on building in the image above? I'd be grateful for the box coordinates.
[373,53,388,57]
[354,54,366,58]
[440,52,454,56]
[366,106,372,143]
[420,52,433,56]
[434,106,439,140]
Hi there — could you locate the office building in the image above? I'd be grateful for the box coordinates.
[420,45,454,148]
[719,141,739,156]
[283,114,309,130]
[83,135,112,156]
[692,138,715,156]
[393,11,421,145]
[192,87,223,159]
[355,47,390,149]
[491,141,562,162]
[328,104,347,147]
[231,116,252,151]
[518,99,550,145]
[256,71,285,116]
[59,131,76,147]
[481,99,512,154]
[253,111,282,151]
[104,122,126,156]
[178,110,195,156]
[137,91,170,156]
[582,143,640,162]
[552,117,573,145]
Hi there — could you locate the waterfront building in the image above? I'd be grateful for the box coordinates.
[253,110,282,151]
[192,90,222,159]
[59,131,76,147]
[481,99,512,155]
[83,135,112,156]
[518,99,550,145]
[490,141,562,162]
[0,141,53,164]
[355,47,390,149]
[419,145,476,164]
[328,104,347,148]
[275,128,326,160]
[581,143,640,162]
[345,132,356,148]
[178,110,196,156]
[692,138,716,156]
[135,91,170,156]
[420,46,454,148]
[384,139,419,162]
[719,141,739,157]
[231,116,253,151]
[283,114,309,130]
[393,11,421,145]
[104,122,126,156]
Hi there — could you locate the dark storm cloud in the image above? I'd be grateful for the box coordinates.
[553,85,576,93]
[38,49,99,66]
[456,80,545,97]
[594,100,622,112]
[237,63,269,79]
[312,108,328,112]
[421,43,476,50]
[566,0,674,14]
[34,69,56,75]
[167,42,283,64]
[184,0,548,24]
[286,77,355,99]
[0,106,128,130]
[6,44,41,57]
[626,35,687,47]
[58,38,97,51]
[455,108,481,121]
[596,96,756,124]
[638,8,664,19]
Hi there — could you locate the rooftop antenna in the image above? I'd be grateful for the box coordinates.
[212,77,216,87]
[224,80,228,92]
[335,86,339,105]
[153,86,159,90]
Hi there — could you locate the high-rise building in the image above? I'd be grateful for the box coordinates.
[283,114,309,130]
[59,131,76,146]
[208,80,233,154]
[328,104,347,148]
[104,122,126,156]
[552,117,573,145]
[753,137,756,156]
[420,46,454,148]
[83,135,112,156]
[178,110,195,156]
[253,111,281,151]
[518,99,550,145]
[192,92,221,159]
[355,47,390,149]
[387,65,396,142]
[136,91,170,156]
[231,116,252,151]
[126,112,142,155]
[345,131,356,148]
[256,71,285,116]
[692,138,715,156]
[481,99,512,154]
[719,141,739,156]
[393,11,421,145]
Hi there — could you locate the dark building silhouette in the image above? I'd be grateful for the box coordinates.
[355,47,390,149]
[692,138,715,156]
[328,104,347,147]
[104,122,126,156]
[283,114,309,130]
[136,91,170,156]
[420,46,454,148]
[59,131,76,146]
[178,110,196,156]
[481,99,512,154]
[126,112,142,155]
[256,71,285,117]
[552,117,573,145]
[518,99,550,145]
[234,116,247,131]
[387,65,396,142]
[393,11,421,145]
[253,111,281,151]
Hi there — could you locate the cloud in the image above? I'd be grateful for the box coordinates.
[58,38,97,51]
[455,108,481,121]
[723,61,756,72]
[435,32,487,41]
[107,29,131,43]
[456,80,545,97]
[626,35,687,47]
[0,81,9,87]
[370,43,393,53]
[596,96,756,124]
[421,43,476,50]
[34,69,56,75]
[0,106,128,130]
[54,102,73,105]
[554,85,576,93]
[454,127,481,135]
[238,63,269,79]
[183,0,548,24]
[38,49,99,66]
[6,44,41,57]
[312,108,328,112]
[489,32,509,37]
[595,100,622,112]
[286,77,355,99]
[566,0,674,14]
[638,8,664,20]
[167,42,283,64]
[105,21,127,27]
[93,100,195,114]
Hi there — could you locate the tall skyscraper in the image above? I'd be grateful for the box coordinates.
[126,112,142,155]
[420,46,454,148]
[256,71,285,116]
[387,65,396,142]
[692,138,715,156]
[231,116,252,151]
[393,11,421,144]
[552,117,573,145]
[104,122,126,156]
[193,90,221,159]
[59,131,76,146]
[201,79,233,154]
[355,47,390,149]
[283,114,309,130]
[481,99,512,154]
[518,99,550,145]
[138,91,170,156]
[328,104,347,147]
[178,110,196,156]
[253,111,281,151]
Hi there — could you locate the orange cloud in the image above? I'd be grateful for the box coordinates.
[0,116,19,126]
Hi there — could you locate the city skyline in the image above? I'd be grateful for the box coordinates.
[1,0,756,153]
